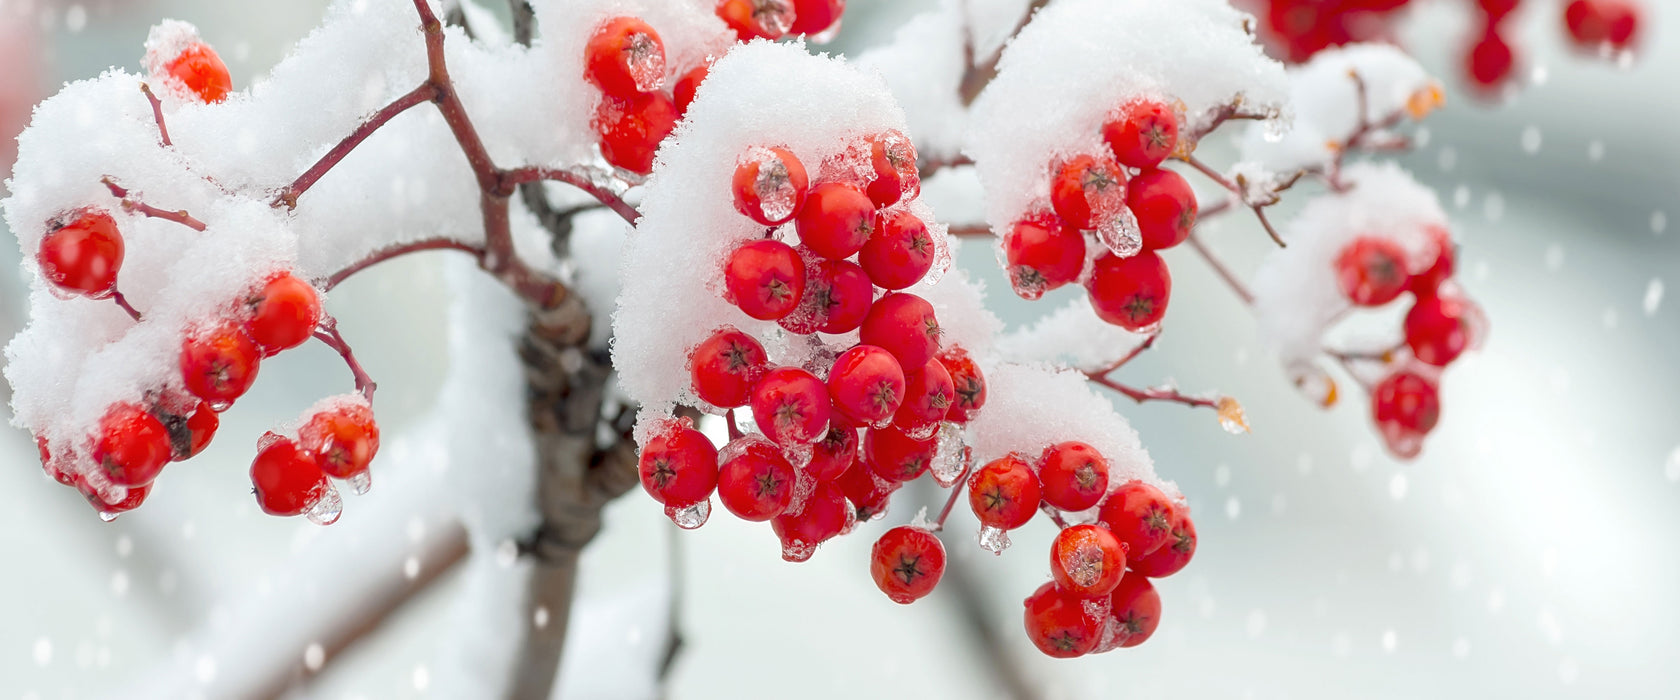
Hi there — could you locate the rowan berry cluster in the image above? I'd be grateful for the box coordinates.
[1003,97,1195,333]
[1333,223,1483,458]
[1256,0,1645,93]
[28,37,380,524]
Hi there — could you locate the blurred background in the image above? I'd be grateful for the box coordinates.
[1,0,1676,698]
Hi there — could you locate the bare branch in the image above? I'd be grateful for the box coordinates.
[102,177,208,231]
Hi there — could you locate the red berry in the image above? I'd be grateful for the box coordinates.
[1565,0,1640,51]
[1050,154,1127,231]
[82,480,151,517]
[37,209,123,299]
[936,347,986,423]
[859,292,942,371]
[967,454,1041,530]
[156,398,218,461]
[673,62,709,114]
[250,433,327,517]
[1003,211,1085,300]
[1466,29,1516,91]
[871,525,946,604]
[859,209,936,290]
[1477,0,1522,24]
[299,403,380,479]
[827,345,906,426]
[863,130,919,208]
[1373,370,1441,435]
[864,425,936,482]
[637,423,719,507]
[1130,510,1196,578]
[733,146,809,226]
[724,239,806,321]
[1050,524,1127,597]
[1102,99,1179,169]
[93,402,172,487]
[595,90,679,175]
[795,182,875,260]
[180,322,261,408]
[1097,481,1176,559]
[788,0,845,36]
[750,366,831,445]
[1410,225,1455,295]
[1023,581,1106,658]
[716,0,794,41]
[813,259,874,334]
[838,457,899,521]
[1404,295,1470,366]
[1334,236,1410,307]
[1086,250,1171,332]
[1038,440,1109,512]
[1128,168,1197,251]
[584,16,665,97]
[688,327,769,408]
[809,420,859,482]
[716,437,796,521]
[771,480,848,561]
[893,358,955,433]
[165,42,232,104]
[244,273,321,356]
[1104,571,1162,649]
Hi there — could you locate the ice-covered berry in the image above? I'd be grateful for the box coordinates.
[1129,510,1196,578]
[1050,523,1127,598]
[584,17,666,96]
[733,146,809,226]
[827,345,906,426]
[1335,236,1410,307]
[859,292,941,371]
[244,272,321,356]
[892,358,954,433]
[859,209,936,290]
[594,90,679,175]
[300,402,380,479]
[250,433,327,517]
[1128,168,1196,251]
[1097,481,1175,560]
[716,437,796,521]
[1023,581,1106,658]
[1003,211,1085,300]
[1405,295,1471,366]
[1050,154,1127,232]
[937,347,986,424]
[772,480,849,562]
[864,425,936,482]
[795,182,874,260]
[180,322,261,408]
[165,42,232,103]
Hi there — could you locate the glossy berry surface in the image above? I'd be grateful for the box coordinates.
[180,322,261,407]
[871,525,946,604]
[937,347,986,423]
[716,0,794,41]
[250,433,327,517]
[1038,440,1109,512]
[37,210,123,299]
[808,420,859,482]
[158,399,218,461]
[165,42,232,103]
[811,259,873,334]
[673,62,709,114]
[1003,211,1085,300]
[584,17,665,97]
[864,130,918,208]
[1106,571,1162,649]
[1086,250,1171,332]
[1102,99,1179,169]
[732,146,808,226]
[967,454,1041,530]
[772,480,849,562]
[688,327,769,408]
[637,424,719,507]
[1050,524,1127,598]
[859,292,942,371]
[788,0,845,35]
[1130,510,1196,578]
[1410,225,1456,295]
[1098,480,1176,560]
[750,366,832,445]
[1564,0,1641,51]
[244,273,321,356]
[827,345,906,426]
[859,209,936,290]
[838,458,898,521]
[864,425,936,483]
[94,403,173,487]
[795,182,875,260]
[300,403,380,479]
[1023,581,1106,658]
[1405,295,1471,366]
[724,239,806,321]
[1128,168,1197,251]
[1373,370,1441,435]
[892,358,955,432]
[1049,154,1126,231]
[1334,236,1410,307]
[1466,29,1516,91]
[594,90,678,175]
[716,438,796,521]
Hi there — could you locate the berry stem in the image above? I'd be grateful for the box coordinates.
[270,82,441,210]
[725,409,744,441]
[500,166,641,225]
[112,291,143,321]
[931,461,975,533]
[1039,503,1070,529]
[313,315,377,402]
[1185,232,1254,306]
[321,237,486,292]
[1088,374,1221,410]
[1181,154,1287,248]
[101,177,208,232]
[918,152,974,179]
[139,82,171,147]
[1085,332,1157,377]
[1186,100,1273,144]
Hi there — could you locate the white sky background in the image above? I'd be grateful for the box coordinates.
[1,0,1678,698]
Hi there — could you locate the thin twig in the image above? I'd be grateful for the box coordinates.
[101,177,208,231]
[931,462,974,532]
[501,167,640,224]
[946,224,990,238]
[1040,504,1070,529]
[140,82,171,146]
[1088,375,1221,410]
[1185,232,1254,306]
[1085,332,1157,378]
[321,238,485,292]
[957,0,1051,106]
[313,316,377,402]
[725,410,744,441]
[271,83,439,210]
[112,291,143,321]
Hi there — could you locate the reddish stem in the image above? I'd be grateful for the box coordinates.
[322,237,485,292]
[947,224,990,238]
[140,82,171,147]
[112,291,142,321]
[1182,154,1286,248]
[314,316,377,402]
[1185,232,1254,306]
[932,461,975,533]
[501,167,640,225]
[1039,504,1070,529]
[272,83,440,210]
[1089,374,1220,410]
[102,177,208,232]
[1085,332,1157,377]
[725,410,744,441]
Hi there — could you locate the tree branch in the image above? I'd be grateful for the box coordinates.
[271,82,439,210]
[313,315,377,402]
[102,177,208,231]
[1088,374,1221,411]
[957,0,1051,106]
[321,237,485,292]
[140,82,171,147]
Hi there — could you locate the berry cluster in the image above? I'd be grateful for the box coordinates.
[1256,0,1645,93]
[1332,224,1484,457]
[585,3,847,175]
[1002,97,1195,334]
[28,38,381,524]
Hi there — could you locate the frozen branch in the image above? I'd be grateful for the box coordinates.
[313,315,377,402]
[101,177,208,232]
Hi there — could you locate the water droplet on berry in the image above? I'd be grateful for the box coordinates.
[306,484,343,526]
[666,499,710,530]
[625,32,666,94]
[348,470,372,495]
[977,525,1011,555]
[780,538,817,562]
[742,146,803,223]
[208,399,233,412]
[930,423,970,488]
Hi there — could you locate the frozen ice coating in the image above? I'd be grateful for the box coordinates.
[965,0,1288,237]
[964,362,1172,500]
[613,40,916,431]
[1239,43,1438,175]
[1251,162,1450,368]
[997,296,1149,372]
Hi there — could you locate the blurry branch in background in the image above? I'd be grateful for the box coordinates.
[959,0,1052,106]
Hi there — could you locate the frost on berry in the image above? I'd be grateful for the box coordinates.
[716,0,796,42]
[929,422,971,488]
[144,20,231,104]
[666,499,712,530]
[733,145,808,226]
[977,525,1012,555]
[585,17,667,96]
